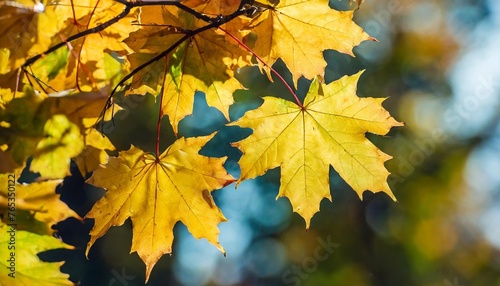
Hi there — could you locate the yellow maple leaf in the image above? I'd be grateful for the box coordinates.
[51,0,138,92]
[30,114,84,179]
[182,0,241,16]
[229,72,403,227]
[0,0,68,74]
[0,84,119,176]
[123,7,250,134]
[43,88,119,178]
[46,86,118,129]
[245,0,373,85]
[0,88,49,173]
[181,0,251,42]
[160,31,246,134]
[73,128,115,177]
[0,173,80,235]
[8,0,135,94]
[0,223,74,285]
[85,134,234,281]
[123,6,186,54]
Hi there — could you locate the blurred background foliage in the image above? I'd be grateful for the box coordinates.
[45,0,500,285]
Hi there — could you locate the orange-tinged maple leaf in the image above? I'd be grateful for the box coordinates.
[229,72,403,227]
[124,7,250,134]
[245,0,373,85]
[12,0,137,94]
[0,0,68,73]
[181,0,250,41]
[85,134,234,281]
[182,0,241,16]
[52,0,138,91]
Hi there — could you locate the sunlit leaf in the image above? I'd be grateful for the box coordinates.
[244,0,373,85]
[124,7,250,134]
[0,0,67,73]
[0,88,50,173]
[86,134,234,281]
[230,72,403,227]
[30,114,84,179]
[0,173,80,235]
[0,223,73,286]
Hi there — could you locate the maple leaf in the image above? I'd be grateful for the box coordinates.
[0,173,80,235]
[122,6,186,54]
[0,224,74,286]
[86,134,234,281]
[4,0,135,94]
[30,114,84,179]
[46,86,119,129]
[124,7,250,134]
[244,0,373,85]
[50,0,138,91]
[73,128,115,177]
[160,33,246,134]
[0,0,68,74]
[43,88,120,178]
[182,0,241,16]
[0,85,118,175]
[229,72,403,227]
[26,46,71,93]
[0,88,50,173]
[181,0,250,42]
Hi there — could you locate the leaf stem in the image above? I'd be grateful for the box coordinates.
[156,58,168,160]
[219,27,303,108]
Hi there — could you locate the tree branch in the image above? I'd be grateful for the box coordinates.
[21,0,215,72]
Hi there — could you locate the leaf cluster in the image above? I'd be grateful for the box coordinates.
[0,0,402,282]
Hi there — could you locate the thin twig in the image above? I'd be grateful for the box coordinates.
[21,0,216,71]
[156,58,169,160]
